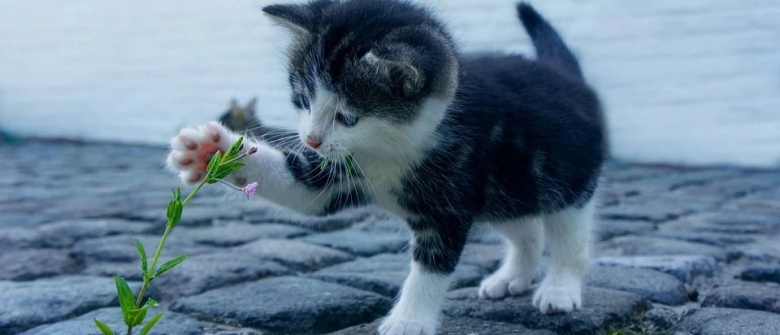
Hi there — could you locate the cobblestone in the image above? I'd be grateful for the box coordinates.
[443,287,651,335]
[170,277,392,333]
[701,281,780,314]
[2,141,780,334]
[583,265,687,305]
[0,276,138,334]
[675,308,780,335]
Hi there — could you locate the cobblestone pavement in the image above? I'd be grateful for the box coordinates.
[2,141,780,335]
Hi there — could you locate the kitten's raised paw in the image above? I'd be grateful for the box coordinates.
[167,121,234,184]
[378,317,435,335]
[532,279,581,314]
[478,271,531,299]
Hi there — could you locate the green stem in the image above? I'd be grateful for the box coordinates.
[132,178,207,308]
[221,151,253,166]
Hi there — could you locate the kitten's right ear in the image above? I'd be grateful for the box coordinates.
[363,48,425,97]
[245,97,257,116]
[263,4,314,35]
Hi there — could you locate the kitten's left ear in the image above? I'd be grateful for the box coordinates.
[263,4,314,35]
[363,46,425,97]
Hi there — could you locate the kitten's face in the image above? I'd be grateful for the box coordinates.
[265,0,458,161]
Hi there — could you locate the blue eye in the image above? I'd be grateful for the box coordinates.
[336,112,360,127]
[299,96,311,111]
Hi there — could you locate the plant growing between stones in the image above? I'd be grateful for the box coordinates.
[94,137,256,335]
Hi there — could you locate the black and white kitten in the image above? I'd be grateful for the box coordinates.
[168,1,606,334]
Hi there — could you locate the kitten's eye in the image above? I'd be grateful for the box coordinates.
[336,112,360,127]
[299,96,311,111]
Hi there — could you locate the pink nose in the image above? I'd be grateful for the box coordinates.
[306,136,322,149]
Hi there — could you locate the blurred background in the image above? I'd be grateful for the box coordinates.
[0,0,778,167]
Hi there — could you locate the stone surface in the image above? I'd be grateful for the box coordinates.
[0,249,82,280]
[152,252,291,300]
[71,234,211,263]
[178,222,309,247]
[300,230,408,256]
[675,308,780,335]
[594,255,718,282]
[601,236,730,260]
[596,218,657,241]
[644,305,680,330]
[310,253,485,297]
[0,227,43,251]
[330,316,556,335]
[35,219,156,248]
[3,141,780,334]
[701,281,780,314]
[234,239,354,271]
[19,307,221,335]
[443,287,651,335]
[739,266,780,284]
[0,276,132,334]
[584,265,687,305]
[170,277,392,334]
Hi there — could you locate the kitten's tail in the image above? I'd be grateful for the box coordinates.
[517,3,583,80]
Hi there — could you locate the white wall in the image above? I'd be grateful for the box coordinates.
[0,0,778,167]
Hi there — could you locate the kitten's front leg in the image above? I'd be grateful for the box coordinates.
[167,122,337,215]
[379,220,470,335]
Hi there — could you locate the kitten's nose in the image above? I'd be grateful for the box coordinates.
[306,135,322,149]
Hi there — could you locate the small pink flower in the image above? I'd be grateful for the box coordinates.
[248,147,258,155]
[242,182,258,198]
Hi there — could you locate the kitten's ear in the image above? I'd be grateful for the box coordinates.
[363,46,425,97]
[263,4,314,35]
[229,98,239,109]
[245,97,257,116]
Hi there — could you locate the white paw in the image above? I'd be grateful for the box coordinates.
[378,317,436,335]
[478,271,531,299]
[532,279,582,314]
[167,121,241,184]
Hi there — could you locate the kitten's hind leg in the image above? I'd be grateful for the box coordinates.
[533,199,595,314]
[479,218,543,299]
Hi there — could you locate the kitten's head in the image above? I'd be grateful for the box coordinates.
[264,0,458,161]
[219,98,259,132]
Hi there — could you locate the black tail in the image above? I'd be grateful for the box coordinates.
[517,3,583,79]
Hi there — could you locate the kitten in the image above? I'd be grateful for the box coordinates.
[168,1,606,334]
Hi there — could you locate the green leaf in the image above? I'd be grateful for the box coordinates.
[176,188,182,201]
[319,159,329,170]
[93,318,114,335]
[129,297,158,326]
[166,199,178,223]
[135,239,148,279]
[140,313,164,335]
[169,201,183,228]
[114,276,135,325]
[153,255,187,278]
[224,136,244,161]
[130,306,147,326]
[206,151,223,177]
[140,298,159,309]
[213,162,245,180]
